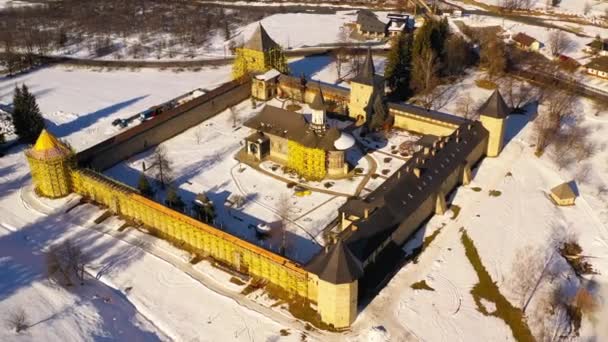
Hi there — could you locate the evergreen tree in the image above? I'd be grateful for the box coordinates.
[385,34,413,100]
[166,186,185,211]
[137,173,155,199]
[11,84,45,144]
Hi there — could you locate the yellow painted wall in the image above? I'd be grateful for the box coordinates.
[317,278,358,329]
[392,111,459,136]
[26,155,73,198]
[479,115,505,157]
[233,49,267,80]
[348,83,374,121]
[69,168,314,301]
[287,140,327,181]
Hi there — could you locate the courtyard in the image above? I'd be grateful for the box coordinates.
[104,95,424,264]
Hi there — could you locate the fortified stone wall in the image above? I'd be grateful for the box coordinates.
[77,80,251,171]
[390,107,462,137]
[69,168,317,302]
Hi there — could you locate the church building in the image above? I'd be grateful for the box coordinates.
[243,89,355,180]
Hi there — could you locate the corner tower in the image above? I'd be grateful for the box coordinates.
[348,48,384,124]
[478,90,510,157]
[305,239,363,329]
[232,23,288,80]
[25,129,74,198]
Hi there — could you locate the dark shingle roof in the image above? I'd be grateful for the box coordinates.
[305,239,364,284]
[309,88,325,111]
[357,9,387,34]
[243,23,280,52]
[338,121,489,262]
[477,90,510,119]
[244,105,340,150]
[351,48,380,86]
[586,56,608,72]
[513,32,538,47]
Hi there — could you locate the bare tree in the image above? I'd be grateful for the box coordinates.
[583,2,592,16]
[411,48,440,109]
[194,127,203,145]
[510,245,558,313]
[46,240,86,287]
[150,146,173,189]
[480,36,507,80]
[501,77,540,112]
[333,27,351,81]
[276,193,292,256]
[228,106,239,128]
[5,308,29,333]
[548,30,573,56]
[533,88,577,155]
[456,94,479,120]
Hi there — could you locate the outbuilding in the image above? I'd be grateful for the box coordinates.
[550,182,577,206]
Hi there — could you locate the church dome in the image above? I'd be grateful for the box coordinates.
[333,132,355,150]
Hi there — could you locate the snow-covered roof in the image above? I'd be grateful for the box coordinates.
[334,132,355,150]
[255,69,281,81]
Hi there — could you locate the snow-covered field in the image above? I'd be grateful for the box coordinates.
[453,0,608,17]
[0,65,232,150]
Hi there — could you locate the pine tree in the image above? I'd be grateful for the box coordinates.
[166,186,185,211]
[11,84,45,144]
[137,173,154,198]
[385,34,413,100]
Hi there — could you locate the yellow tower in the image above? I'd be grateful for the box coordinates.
[232,23,288,80]
[348,48,384,123]
[478,90,509,157]
[25,129,74,198]
[305,239,363,329]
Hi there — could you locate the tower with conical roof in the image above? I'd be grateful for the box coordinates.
[25,129,74,198]
[348,48,384,124]
[309,88,326,133]
[305,238,363,328]
[232,23,288,80]
[477,90,510,157]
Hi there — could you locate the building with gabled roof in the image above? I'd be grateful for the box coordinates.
[355,10,387,38]
[585,56,608,79]
[550,182,577,206]
[513,32,541,52]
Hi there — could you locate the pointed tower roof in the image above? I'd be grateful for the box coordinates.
[243,23,280,52]
[477,90,510,119]
[351,48,376,86]
[27,129,72,160]
[309,87,325,111]
[305,239,364,284]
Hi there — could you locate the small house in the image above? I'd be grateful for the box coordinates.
[550,182,577,206]
[513,32,541,52]
[355,10,387,38]
[585,56,608,79]
[584,38,608,56]
[387,13,410,37]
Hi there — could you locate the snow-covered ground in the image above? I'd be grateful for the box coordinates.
[0,65,232,151]
[452,0,608,17]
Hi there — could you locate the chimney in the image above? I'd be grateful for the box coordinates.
[413,167,421,178]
